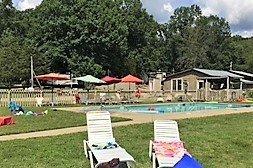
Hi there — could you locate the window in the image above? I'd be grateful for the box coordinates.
[183,80,189,91]
[172,80,177,91]
[172,79,183,91]
[178,79,182,91]
[198,81,205,89]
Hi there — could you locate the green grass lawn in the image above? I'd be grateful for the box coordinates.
[0,107,129,136]
[0,113,252,168]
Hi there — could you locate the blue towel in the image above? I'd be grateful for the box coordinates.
[174,154,203,168]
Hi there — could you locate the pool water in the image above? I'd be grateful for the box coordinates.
[106,103,251,114]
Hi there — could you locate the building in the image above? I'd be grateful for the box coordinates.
[163,68,243,101]
[230,70,253,89]
[148,71,166,91]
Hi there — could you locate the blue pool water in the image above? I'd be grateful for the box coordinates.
[106,103,251,114]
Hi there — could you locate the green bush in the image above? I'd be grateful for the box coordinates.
[246,90,253,98]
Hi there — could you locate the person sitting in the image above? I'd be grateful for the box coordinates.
[75,92,81,104]
[135,88,141,99]
[8,101,24,115]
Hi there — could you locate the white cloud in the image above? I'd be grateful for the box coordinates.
[17,0,42,11]
[163,2,173,15]
[141,0,174,23]
[232,30,253,38]
[199,0,253,37]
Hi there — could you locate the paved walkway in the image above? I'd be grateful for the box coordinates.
[0,106,252,141]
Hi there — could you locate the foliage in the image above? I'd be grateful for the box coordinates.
[0,113,252,167]
[233,37,253,73]
[0,1,252,85]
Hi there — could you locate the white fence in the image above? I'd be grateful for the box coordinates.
[0,89,159,107]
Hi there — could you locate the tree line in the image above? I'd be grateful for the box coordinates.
[0,0,252,86]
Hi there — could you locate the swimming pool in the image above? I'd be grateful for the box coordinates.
[106,103,252,114]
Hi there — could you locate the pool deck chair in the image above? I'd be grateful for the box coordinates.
[149,120,202,168]
[84,111,135,168]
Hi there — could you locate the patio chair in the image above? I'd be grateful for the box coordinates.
[149,120,202,168]
[84,111,135,168]
[36,97,44,107]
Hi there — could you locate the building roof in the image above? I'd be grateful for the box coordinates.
[230,70,253,78]
[241,79,253,84]
[194,68,243,78]
[164,68,243,81]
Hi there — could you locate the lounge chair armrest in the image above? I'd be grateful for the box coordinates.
[149,140,153,159]
[83,139,89,158]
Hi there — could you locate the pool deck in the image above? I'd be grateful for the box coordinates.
[58,106,253,125]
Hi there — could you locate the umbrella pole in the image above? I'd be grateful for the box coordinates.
[51,79,54,106]
[129,82,130,99]
[51,86,54,106]
[107,85,109,97]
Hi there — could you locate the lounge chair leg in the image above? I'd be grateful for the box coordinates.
[149,140,153,159]
[152,153,156,168]
[89,151,95,168]
[83,140,88,158]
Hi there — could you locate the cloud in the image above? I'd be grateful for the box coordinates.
[163,2,173,15]
[141,0,173,23]
[16,0,42,11]
[199,0,253,37]
[13,0,253,37]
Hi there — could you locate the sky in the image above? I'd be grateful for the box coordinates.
[12,0,253,37]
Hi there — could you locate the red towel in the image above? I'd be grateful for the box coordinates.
[0,116,15,127]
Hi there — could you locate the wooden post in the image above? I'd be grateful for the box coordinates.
[227,77,230,101]
[240,80,243,98]
[205,79,208,101]
[170,80,173,93]
[195,79,198,101]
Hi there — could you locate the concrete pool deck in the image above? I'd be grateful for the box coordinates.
[0,106,252,141]
[58,106,253,124]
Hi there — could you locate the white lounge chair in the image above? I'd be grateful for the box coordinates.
[84,111,135,168]
[149,120,184,168]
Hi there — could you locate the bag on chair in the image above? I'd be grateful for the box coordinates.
[99,158,120,168]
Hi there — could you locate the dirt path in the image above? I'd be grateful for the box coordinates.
[0,106,252,141]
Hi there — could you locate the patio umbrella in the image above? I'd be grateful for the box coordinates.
[74,75,106,84]
[35,73,70,81]
[101,76,121,84]
[35,73,70,106]
[101,76,121,90]
[121,74,143,89]
[74,75,105,103]
[121,74,143,98]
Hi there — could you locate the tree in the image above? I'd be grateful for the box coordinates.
[0,31,33,86]
[163,5,240,72]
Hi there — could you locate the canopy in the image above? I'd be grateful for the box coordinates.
[35,73,70,81]
[121,74,143,84]
[35,73,70,106]
[74,75,106,84]
[101,76,121,84]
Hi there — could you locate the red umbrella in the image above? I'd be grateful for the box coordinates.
[121,74,143,84]
[35,73,70,106]
[101,76,121,84]
[121,74,143,93]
